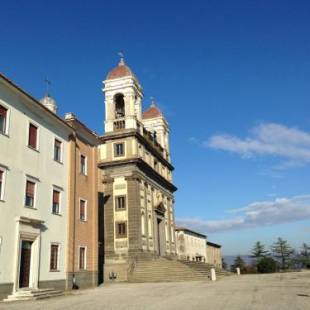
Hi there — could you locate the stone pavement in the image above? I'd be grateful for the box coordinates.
[1,271,309,310]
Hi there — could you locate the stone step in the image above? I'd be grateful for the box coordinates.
[129,277,208,283]
[3,289,64,302]
[128,257,210,283]
[180,261,233,278]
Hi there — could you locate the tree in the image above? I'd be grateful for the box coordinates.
[231,255,246,273]
[271,238,294,270]
[257,257,277,273]
[251,241,269,259]
[298,243,310,269]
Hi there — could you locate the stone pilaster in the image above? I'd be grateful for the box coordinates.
[103,178,114,257]
[126,176,142,254]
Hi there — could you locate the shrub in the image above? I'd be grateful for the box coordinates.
[257,257,277,273]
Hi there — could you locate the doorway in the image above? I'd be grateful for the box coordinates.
[19,240,33,288]
[156,217,166,256]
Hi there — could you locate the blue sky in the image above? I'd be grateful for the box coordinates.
[1,0,310,255]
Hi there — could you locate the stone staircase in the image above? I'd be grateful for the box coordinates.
[128,257,209,283]
[180,261,233,278]
[3,288,64,302]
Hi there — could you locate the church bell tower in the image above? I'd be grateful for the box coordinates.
[103,54,143,133]
[98,56,177,283]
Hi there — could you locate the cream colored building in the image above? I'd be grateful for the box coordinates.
[0,74,73,299]
[206,241,222,268]
[175,227,207,262]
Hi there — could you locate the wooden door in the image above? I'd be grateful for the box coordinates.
[19,240,32,288]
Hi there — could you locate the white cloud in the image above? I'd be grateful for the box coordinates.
[206,123,310,167]
[176,195,310,233]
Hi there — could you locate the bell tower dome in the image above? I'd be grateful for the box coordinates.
[103,54,143,133]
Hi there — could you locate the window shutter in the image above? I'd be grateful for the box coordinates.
[26,181,35,197]
[28,124,37,148]
[53,191,59,204]
[0,105,7,117]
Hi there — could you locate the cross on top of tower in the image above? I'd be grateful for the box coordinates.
[150,96,156,107]
[44,77,51,96]
[118,52,125,65]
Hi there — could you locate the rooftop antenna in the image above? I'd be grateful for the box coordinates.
[118,51,125,65]
[44,77,51,96]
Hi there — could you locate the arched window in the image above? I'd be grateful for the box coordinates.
[114,93,125,119]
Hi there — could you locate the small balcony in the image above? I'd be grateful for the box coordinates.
[113,119,125,131]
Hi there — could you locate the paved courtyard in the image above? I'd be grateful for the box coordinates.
[1,271,309,310]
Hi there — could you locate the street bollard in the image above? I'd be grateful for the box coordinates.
[211,268,216,281]
[236,267,241,275]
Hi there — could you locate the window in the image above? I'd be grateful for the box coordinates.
[50,244,59,271]
[28,124,38,149]
[0,105,8,134]
[79,199,87,221]
[0,170,4,200]
[80,155,87,175]
[115,222,127,238]
[115,196,126,210]
[79,247,86,270]
[25,180,35,208]
[52,190,60,214]
[114,143,124,157]
[54,139,62,162]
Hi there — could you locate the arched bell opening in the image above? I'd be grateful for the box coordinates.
[114,93,125,119]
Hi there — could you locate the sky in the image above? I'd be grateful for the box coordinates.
[1,0,310,255]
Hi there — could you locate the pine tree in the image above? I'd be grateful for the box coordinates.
[251,241,269,259]
[271,237,294,269]
[231,255,246,272]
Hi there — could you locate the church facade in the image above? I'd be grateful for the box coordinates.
[98,57,177,281]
